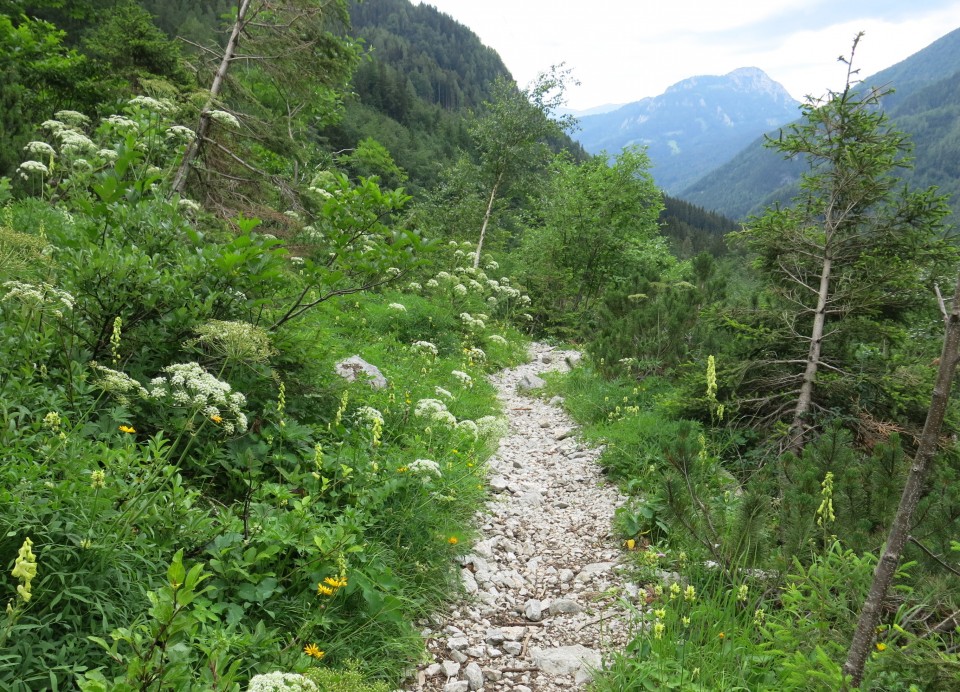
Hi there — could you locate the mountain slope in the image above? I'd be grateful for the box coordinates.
[574,67,800,193]
[679,26,960,220]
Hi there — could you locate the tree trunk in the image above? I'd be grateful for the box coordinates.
[474,170,503,269]
[171,0,254,195]
[842,272,960,687]
[785,255,832,456]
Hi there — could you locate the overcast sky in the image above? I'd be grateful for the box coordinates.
[419,1,960,110]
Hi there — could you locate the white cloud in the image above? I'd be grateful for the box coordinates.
[420,0,960,109]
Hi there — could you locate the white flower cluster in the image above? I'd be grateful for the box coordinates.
[488,335,509,346]
[409,458,442,478]
[477,415,509,440]
[451,370,473,388]
[58,129,95,157]
[412,340,438,357]
[388,302,406,312]
[434,386,453,400]
[128,95,175,114]
[459,312,486,331]
[103,115,138,131]
[456,419,479,439]
[90,364,149,405]
[407,281,422,292]
[17,161,49,179]
[2,280,74,317]
[23,141,55,158]
[355,405,384,426]
[466,347,486,362]
[425,278,439,289]
[148,363,248,434]
[452,283,468,297]
[165,125,196,143]
[246,671,318,692]
[207,109,240,129]
[414,399,457,428]
[54,110,90,127]
[178,198,202,213]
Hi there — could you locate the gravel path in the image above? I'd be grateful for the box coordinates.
[406,343,636,692]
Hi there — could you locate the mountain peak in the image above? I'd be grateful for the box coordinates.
[665,67,795,103]
[574,67,801,193]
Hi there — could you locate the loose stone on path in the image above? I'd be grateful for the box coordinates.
[405,343,635,691]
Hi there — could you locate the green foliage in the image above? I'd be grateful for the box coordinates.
[519,147,665,329]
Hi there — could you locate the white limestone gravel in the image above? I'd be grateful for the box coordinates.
[405,343,637,691]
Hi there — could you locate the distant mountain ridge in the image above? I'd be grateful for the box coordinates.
[573,67,801,193]
[679,26,960,221]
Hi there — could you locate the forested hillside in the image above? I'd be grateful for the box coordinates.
[2,2,960,690]
[680,26,960,220]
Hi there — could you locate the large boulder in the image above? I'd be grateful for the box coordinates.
[334,355,387,388]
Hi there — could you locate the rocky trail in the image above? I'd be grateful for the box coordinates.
[406,343,637,692]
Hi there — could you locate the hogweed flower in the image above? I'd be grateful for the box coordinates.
[451,370,473,388]
[207,109,240,129]
[91,364,148,405]
[249,672,318,692]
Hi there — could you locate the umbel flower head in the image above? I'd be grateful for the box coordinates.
[189,319,275,365]
[147,362,248,435]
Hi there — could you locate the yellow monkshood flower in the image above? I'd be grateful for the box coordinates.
[303,643,324,659]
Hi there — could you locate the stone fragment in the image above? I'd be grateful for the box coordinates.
[531,645,601,677]
[443,682,469,692]
[502,641,522,655]
[464,662,484,690]
[441,660,461,677]
[549,598,583,615]
[524,599,543,622]
[517,373,546,392]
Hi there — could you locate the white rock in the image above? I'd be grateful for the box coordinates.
[443,682,469,692]
[465,662,484,690]
[442,660,461,677]
[524,599,543,622]
[531,645,601,676]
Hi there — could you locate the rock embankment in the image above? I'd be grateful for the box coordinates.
[406,343,636,692]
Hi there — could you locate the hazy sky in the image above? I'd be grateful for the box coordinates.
[419,1,960,110]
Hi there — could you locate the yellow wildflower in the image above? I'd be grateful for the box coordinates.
[211,414,223,423]
[684,585,696,602]
[118,425,136,434]
[448,536,459,545]
[317,583,335,597]
[91,469,106,490]
[669,582,681,600]
[303,643,325,659]
[876,642,887,652]
[653,621,665,640]
[624,538,636,551]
